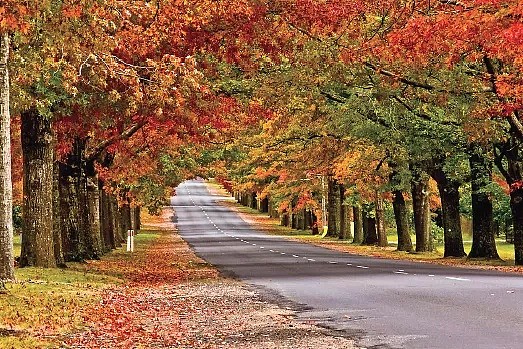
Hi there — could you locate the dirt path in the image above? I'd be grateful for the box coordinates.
[63,209,357,349]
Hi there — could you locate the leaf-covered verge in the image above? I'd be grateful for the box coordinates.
[1,208,358,349]
[227,193,523,274]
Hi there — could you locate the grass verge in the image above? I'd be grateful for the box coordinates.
[1,230,160,348]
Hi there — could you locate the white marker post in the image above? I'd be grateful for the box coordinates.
[127,229,135,252]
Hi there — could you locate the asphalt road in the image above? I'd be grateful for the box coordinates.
[171,180,523,349]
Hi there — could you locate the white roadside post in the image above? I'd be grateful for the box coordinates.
[127,229,135,252]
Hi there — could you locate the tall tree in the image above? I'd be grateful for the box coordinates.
[392,190,412,252]
[0,32,14,280]
[20,109,55,267]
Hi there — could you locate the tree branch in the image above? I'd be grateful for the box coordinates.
[365,62,493,95]
[484,56,523,139]
[86,120,148,162]
[320,90,347,103]
[392,95,461,127]
[364,62,435,91]
[493,143,512,183]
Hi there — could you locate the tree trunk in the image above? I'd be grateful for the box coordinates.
[119,203,131,240]
[431,169,466,257]
[268,199,279,218]
[412,174,431,252]
[20,108,56,268]
[362,204,378,245]
[57,162,79,261]
[353,205,364,244]
[100,185,115,252]
[311,212,319,235]
[290,201,298,229]
[392,190,413,252]
[338,184,347,239]
[110,196,122,246]
[305,209,312,231]
[250,192,257,209]
[327,178,341,237]
[52,162,65,267]
[260,198,269,213]
[0,33,14,280]
[87,176,102,259]
[510,186,523,265]
[376,195,388,247]
[468,145,499,259]
[133,206,141,231]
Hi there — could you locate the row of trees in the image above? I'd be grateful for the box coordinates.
[0,0,260,281]
[209,1,523,265]
[3,1,523,284]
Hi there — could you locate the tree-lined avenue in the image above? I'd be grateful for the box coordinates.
[172,180,523,349]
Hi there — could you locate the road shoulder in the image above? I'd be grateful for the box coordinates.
[63,207,359,349]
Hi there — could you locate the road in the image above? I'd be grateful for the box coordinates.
[171,180,523,349]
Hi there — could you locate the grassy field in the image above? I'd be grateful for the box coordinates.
[231,203,519,267]
[1,232,159,348]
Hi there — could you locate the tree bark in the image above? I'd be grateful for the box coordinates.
[412,173,431,252]
[392,190,413,252]
[353,205,364,244]
[260,198,269,213]
[87,176,102,259]
[327,178,341,237]
[0,33,14,280]
[375,195,388,247]
[431,169,466,258]
[338,184,347,239]
[290,201,297,229]
[110,196,122,246]
[311,211,319,235]
[305,209,312,231]
[468,145,499,259]
[52,162,65,267]
[362,204,378,245]
[100,185,115,252]
[133,206,141,231]
[510,186,523,265]
[119,203,131,241]
[20,108,56,267]
[250,192,257,209]
[57,162,79,261]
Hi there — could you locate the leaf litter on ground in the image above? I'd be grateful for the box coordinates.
[61,209,358,349]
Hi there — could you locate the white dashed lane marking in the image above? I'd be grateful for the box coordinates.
[446,277,470,282]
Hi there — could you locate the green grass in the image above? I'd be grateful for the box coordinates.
[13,234,20,259]
[1,229,161,348]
